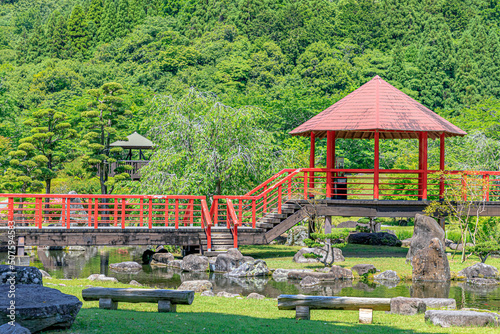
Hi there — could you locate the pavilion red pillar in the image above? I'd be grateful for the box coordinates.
[374,130,380,200]
[326,131,336,199]
[439,133,445,199]
[419,132,428,200]
[309,132,316,197]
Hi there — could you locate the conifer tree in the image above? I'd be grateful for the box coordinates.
[116,0,130,38]
[67,5,89,59]
[26,19,46,62]
[99,0,117,43]
[87,0,104,28]
[455,30,481,106]
[129,0,146,26]
[45,10,68,59]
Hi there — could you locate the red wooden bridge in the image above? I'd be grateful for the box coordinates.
[2,76,500,252]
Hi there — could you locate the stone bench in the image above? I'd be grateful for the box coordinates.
[82,287,194,313]
[278,294,391,323]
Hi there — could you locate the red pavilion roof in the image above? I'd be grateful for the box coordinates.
[289,75,467,140]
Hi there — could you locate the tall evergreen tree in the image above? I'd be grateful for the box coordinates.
[454,30,481,106]
[116,0,131,38]
[87,0,104,28]
[26,19,46,62]
[45,10,68,59]
[129,0,146,26]
[67,5,89,59]
[99,0,117,43]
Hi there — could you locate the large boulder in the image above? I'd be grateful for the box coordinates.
[0,285,82,333]
[421,298,456,310]
[300,276,320,287]
[412,238,450,282]
[390,297,426,315]
[425,310,500,327]
[286,226,308,246]
[351,264,377,276]
[406,214,444,263]
[0,265,43,285]
[213,248,249,272]
[247,293,265,300]
[0,323,31,334]
[347,232,401,247]
[109,261,142,272]
[150,253,175,266]
[177,280,212,293]
[458,263,498,279]
[226,260,269,277]
[293,246,344,264]
[181,255,209,272]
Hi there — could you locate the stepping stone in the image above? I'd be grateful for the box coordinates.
[425,310,500,327]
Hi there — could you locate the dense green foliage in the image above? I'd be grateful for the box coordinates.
[2,0,500,196]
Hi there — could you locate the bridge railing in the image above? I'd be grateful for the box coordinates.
[0,193,213,230]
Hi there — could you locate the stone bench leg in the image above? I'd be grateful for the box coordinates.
[295,306,310,320]
[158,300,176,313]
[99,298,118,310]
[359,308,373,324]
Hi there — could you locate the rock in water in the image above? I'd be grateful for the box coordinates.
[412,238,450,282]
[0,285,82,333]
[213,248,248,272]
[226,260,269,277]
[374,270,400,282]
[109,261,142,272]
[0,323,31,334]
[177,280,213,293]
[300,276,320,287]
[87,274,118,282]
[150,253,175,266]
[458,263,499,279]
[351,264,377,276]
[347,232,402,247]
[390,297,426,315]
[272,268,313,282]
[425,310,500,327]
[181,255,209,272]
[407,214,444,263]
[0,265,43,285]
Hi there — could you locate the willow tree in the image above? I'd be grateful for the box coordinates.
[80,82,132,195]
[140,89,281,198]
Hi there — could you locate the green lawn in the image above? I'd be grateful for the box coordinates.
[40,278,500,334]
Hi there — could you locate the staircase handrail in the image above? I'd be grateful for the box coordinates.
[200,198,212,252]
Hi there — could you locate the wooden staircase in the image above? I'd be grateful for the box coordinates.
[199,230,235,253]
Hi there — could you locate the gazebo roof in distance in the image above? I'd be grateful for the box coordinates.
[289,75,467,140]
[110,132,153,149]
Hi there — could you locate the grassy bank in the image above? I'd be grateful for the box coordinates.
[41,278,500,334]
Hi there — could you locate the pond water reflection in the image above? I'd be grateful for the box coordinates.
[1,246,499,311]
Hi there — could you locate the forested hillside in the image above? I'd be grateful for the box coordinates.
[1,0,500,197]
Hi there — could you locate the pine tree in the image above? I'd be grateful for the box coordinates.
[45,10,68,59]
[67,5,89,59]
[129,0,146,27]
[87,0,104,28]
[454,30,481,106]
[26,19,46,62]
[116,0,130,38]
[99,0,117,43]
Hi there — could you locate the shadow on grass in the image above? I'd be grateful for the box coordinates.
[52,309,429,334]
[241,244,409,259]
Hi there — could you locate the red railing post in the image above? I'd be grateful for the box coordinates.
[175,198,179,229]
[36,197,42,229]
[165,198,169,227]
[263,185,268,214]
[121,198,126,229]
[278,185,282,214]
[252,199,256,228]
[66,197,70,229]
[87,199,92,227]
[190,199,194,226]
[8,197,14,222]
[439,133,445,199]
[422,132,428,200]
[287,172,292,199]
[201,199,212,251]
[114,199,118,227]
[213,198,218,226]
[374,130,380,200]
[94,198,98,229]
[238,199,243,225]
[226,206,230,229]
[233,224,238,248]
[303,171,308,199]
[484,174,490,201]
[148,198,153,229]
[139,198,144,227]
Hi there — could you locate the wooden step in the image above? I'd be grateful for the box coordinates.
[265,213,289,219]
[259,217,282,223]
[256,222,274,229]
